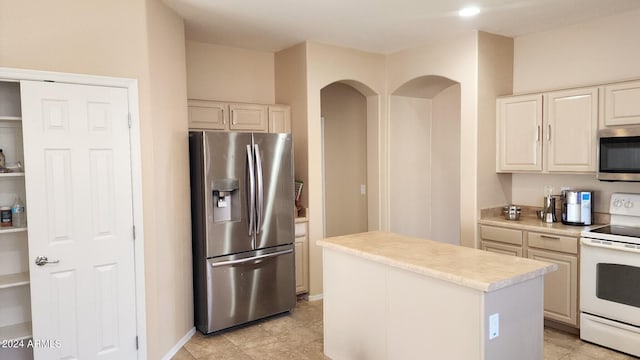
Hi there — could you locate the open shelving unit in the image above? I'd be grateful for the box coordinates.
[0,272,29,289]
[0,321,32,342]
[0,81,33,350]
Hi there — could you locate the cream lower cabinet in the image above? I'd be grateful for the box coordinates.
[294,220,309,294]
[496,87,598,173]
[480,225,579,328]
[527,232,579,327]
[480,225,524,257]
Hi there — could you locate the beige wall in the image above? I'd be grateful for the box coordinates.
[477,33,513,209]
[514,8,640,94]
[0,1,191,358]
[275,43,308,206]
[512,9,640,212]
[321,83,368,237]
[388,84,461,245]
[389,96,432,238]
[431,84,461,244]
[186,41,275,103]
[387,33,479,248]
[145,1,192,359]
[305,41,387,296]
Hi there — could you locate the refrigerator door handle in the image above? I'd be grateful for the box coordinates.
[210,249,293,268]
[246,144,255,237]
[254,144,264,235]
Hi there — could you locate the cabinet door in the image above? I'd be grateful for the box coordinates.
[480,240,523,257]
[229,103,268,132]
[604,80,640,127]
[188,100,228,130]
[496,94,543,172]
[544,88,598,172]
[21,81,138,359]
[527,248,578,327]
[268,105,291,133]
[479,225,523,246]
[294,221,308,294]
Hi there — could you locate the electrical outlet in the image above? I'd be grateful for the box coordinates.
[489,313,499,340]
[360,184,366,195]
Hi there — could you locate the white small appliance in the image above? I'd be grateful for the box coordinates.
[561,190,592,225]
[580,193,640,357]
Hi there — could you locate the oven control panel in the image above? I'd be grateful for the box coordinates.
[610,193,640,216]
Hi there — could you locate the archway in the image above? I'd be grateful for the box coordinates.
[389,75,461,244]
[320,80,378,238]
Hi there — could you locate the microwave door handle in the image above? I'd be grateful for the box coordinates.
[246,144,255,238]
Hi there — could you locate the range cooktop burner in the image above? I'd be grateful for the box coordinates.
[589,225,640,239]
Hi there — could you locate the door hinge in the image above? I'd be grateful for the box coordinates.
[128,113,132,128]
[135,336,139,350]
[133,225,136,241]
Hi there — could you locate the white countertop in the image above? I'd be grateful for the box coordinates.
[317,231,557,293]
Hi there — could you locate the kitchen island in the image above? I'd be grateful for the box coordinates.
[318,231,557,360]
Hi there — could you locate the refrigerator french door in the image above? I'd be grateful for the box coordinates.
[189,131,295,334]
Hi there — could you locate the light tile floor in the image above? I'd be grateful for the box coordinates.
[174,300,638,360]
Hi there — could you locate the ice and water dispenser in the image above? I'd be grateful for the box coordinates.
[212,178,240,222]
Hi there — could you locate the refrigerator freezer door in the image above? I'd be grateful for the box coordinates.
[252,133,295,249]
[202,244,296,333]
[202,131,255,257]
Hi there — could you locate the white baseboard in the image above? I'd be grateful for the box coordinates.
[161,327,196,360]
[308,293,324,302]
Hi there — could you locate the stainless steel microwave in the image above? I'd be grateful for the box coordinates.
[597,127,640,181]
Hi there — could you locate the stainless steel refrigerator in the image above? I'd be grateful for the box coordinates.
[189,131,296,334]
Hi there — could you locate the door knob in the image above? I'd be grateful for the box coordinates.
[35,255,60,266]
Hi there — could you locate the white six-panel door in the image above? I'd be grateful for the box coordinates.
[20,81,137,360]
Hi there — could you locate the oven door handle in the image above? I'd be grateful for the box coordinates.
[581,238,640,254]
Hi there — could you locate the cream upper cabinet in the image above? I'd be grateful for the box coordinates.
[497,87,598,173]
[229,103,268,132]
[603,80,640,127]
[188,100,228,130]
[544,88,598,172]
[496,94,543,172]
[189,100,290,134]
[268,105,291,133]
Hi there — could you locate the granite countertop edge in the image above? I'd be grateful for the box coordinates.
[317,231,557,293]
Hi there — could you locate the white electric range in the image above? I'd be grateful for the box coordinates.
[580,192,640,357]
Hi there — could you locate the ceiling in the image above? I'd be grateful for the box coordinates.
[163,0,640,54]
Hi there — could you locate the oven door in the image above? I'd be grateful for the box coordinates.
[580,238,640,326]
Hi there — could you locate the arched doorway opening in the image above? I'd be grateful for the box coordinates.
[320,81,377,237]
[389,75,461,244]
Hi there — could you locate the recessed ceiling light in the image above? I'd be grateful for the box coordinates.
[458,6,480,17]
